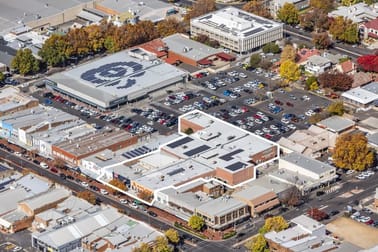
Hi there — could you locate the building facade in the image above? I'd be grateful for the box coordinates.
[190,7,283,53]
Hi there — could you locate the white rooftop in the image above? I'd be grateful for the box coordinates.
[317,116,355,133]
[196,195,246,217]
[342,87,378,105]
[329,3,378,23]
[191,7,282,38]
[280,152,335,175]
[0,86,38,113]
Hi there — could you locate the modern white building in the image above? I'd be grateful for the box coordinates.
[190,7,283,53]
[304,55,332,75]
[329,3,378,24]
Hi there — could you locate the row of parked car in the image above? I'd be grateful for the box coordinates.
[132,108,178,128]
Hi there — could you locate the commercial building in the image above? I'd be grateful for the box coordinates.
[0,0,95,34]
[265,215,336,252]
[52,129,137,166]
[342,83,378,107]
[32,206,161,252]
[46,49,187,110]
[0,105,78,144]
[94,0,172,24]
[317,116,356,135]
[190,7,283,53]
[270,152,337,194]
[101,110,278,206]
[0,86,39,117]
[329,3,378,24]
[0,188,70,233]
[278,125,337,157]
[232,185,280,217]
[304,55,332,75]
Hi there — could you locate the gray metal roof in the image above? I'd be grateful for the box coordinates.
[196,196,246,217]
[47,49,186,108]
[21,188,70,211]
[317,116,355,133]
[162,34,223,61]
[361,82,378,95]
[281,152,335,175]
[367,133,378,147]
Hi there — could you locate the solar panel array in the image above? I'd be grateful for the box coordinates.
[219,149,244,161]
[244,28,264,37]
[122,146,152,159]
[183,145,211,157]
[80,61,145,89]
[167,136,194,148]
[225,161,246,171]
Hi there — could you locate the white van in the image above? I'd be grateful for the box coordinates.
[40,162,49,169]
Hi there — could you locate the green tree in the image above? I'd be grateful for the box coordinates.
[152,236,172,252]
[329,17,358,44]
[11,48,40,75]
[250,53,262,68]
[39,34,70,67]
[312,32,331,49]
[188,215,205,231]
[277,3,299,25]
[327,101,344,116]
[279,60,300,83]
[333,133,375,171]
[280,44,296,62]
[245,234,269,252]
[262,42,280,54]
[132,243,151,252]
[259,216,289,234]
[305,76,318,90]
[341,0,362,5]
[165,228,180,244]
[0,72,4,82]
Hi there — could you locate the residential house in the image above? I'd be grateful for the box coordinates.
[305,55,332,75]
[336,60,357,75]
[329,3,378,24]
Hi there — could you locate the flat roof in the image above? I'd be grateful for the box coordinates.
[191,7,282,38]
[307,55,331,66]
[97,0,171,23]
[232,185,272,200]
[292,215,324,232]
[21,188,70,211]
[56,129,134,156]
[0,86,38,113]
[362,81,378,95]
[329,3,378,23]
[317,116,355,133]
[134,159,213,191]
[47,49,186,108]
[162,33,223,62]
[281,152,335,175]
[196,196,246,217]
[367,132,378,147]
[0,0,92,33]
[0,105,78,130]
[342,87,378,104]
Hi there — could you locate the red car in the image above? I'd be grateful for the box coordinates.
[50,167,58,173]
[286,102,294,107]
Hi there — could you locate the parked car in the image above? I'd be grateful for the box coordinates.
[40,162,49,169]
[147,210,158,217]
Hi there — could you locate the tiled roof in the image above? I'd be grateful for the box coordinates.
[362,18,378,30]
[340,60,355,73]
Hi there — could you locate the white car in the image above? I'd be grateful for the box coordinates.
[270,125,278,130]
[346,170,355,175]
[40,162,49,169]
[239,73,247,78]
[100,189,109,195]
[281,118,290,124]
[356,174,366,180]
[262,127,270,133]
[120,199,128,204]
[255,119,263,124]
[81,181,89,187]
[256,111,265,117]
[305,110,315,116]
[261,116,270,122]
[288,124,297,130]
[254,130,263,135]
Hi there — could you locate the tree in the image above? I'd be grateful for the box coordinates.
[357,54,378,72]
[153,236,172,252]
[242,0,271,18]
[188,215,205,231]
[318,72,353,91]
[11,48,40,75]
[137,190,153,202]
[184,127,194,135]
[260,60,273,70]
[280,44,296,62]
[109,178,127,191]
[157,18,187,37]
[277,3,299,25]
[305,76,318,90]
[245,234,269,252]
[329,17,358,44]
[52,157,66,169]
[249,53,262,68]
[279,60,300,83]
[307,208,328,221]
[308,112,328,124]
[0,72,4,82]
[184,0,216,22]
[77,190,96,205]
[312,32,331,49]
[165,228,180,244]
[332,133,375,171]
[310,0,334,12]
[262,42,280,54]
[39,34,70,67]
[300,8,329,32]
[327,101,344,116]
[280,187,302,207]
[132,243,151,252]
[259,216,288,234]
